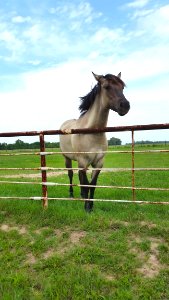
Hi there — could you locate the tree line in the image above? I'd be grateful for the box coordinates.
[1,138,168,150]
[0,139,60,150]
[0,137,122,150]
[126,140,169,145]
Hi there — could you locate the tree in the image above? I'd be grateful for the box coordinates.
[15,139,25,149]
[108,137,121,145]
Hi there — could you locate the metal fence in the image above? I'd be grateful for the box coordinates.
[0,123,169,208]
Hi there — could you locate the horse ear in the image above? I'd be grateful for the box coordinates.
[117,72,121,78]
[92,72,103,82]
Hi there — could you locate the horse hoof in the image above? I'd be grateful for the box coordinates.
[85,202,93,213]
[85,208,93,213]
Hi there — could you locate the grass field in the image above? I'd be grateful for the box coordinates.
[0,144,169,299]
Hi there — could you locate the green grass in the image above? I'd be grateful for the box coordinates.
[0,144,169,299]
[0,200,169,299]
[0,144,168,202]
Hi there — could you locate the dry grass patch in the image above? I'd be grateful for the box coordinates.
[69,231,86,244]
[129,235,163,278]
[57,230,86,255]
[2,171,67,179]
[25,253,37,265]
[29,227,86,262]
[0,223,28,235]
[137,237,163,278]
[139,221,157,229]
[43,249,55,260]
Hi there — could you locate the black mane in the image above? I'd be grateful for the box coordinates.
[79,83,101,116]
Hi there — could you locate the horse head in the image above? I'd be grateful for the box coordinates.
[92,72,130,116]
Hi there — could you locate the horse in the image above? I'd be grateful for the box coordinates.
[59,72,130,212]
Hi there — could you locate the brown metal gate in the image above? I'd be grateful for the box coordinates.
[0,123,169,208]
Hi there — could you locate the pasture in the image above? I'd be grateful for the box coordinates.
[0,144,169,299]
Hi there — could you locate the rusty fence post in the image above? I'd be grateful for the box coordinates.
[39,133,48,208]
[131,130,136,201]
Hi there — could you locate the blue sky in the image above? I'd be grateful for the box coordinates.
[0,0,169,143]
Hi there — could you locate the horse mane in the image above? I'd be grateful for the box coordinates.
[79,74,125,116]
[79,83,101,116]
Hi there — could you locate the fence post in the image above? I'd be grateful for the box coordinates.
[39,133,48,208]
[131,130,136,201]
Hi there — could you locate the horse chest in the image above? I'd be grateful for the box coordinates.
[72,133,107,152]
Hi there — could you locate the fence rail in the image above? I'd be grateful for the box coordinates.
[0,123,169,208]
[0,123,169,137]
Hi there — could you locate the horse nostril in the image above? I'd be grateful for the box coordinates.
[120,100,130,110]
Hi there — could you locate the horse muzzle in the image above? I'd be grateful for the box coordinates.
[118,99,130,116]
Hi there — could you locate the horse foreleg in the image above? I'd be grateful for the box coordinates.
[65,157,74,198]
[78,169,91,212]
[89,170,100,210]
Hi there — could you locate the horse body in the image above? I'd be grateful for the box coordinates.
[60,72,130,212]
[60,92,108,165]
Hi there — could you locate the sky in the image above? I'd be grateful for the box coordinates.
[0,0,169,144]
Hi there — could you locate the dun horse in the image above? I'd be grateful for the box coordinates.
[60,72,130,212]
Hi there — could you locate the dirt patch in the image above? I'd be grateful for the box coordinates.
[70,231,86,244]
[43,249,55,260]
[129,235,163,278]
[1,224,86,264]
[2,168,120,179]
[0,223,28,235]
[139,221,157,229]
[0,211,7,215]
[54,229,63,237]
[34,228,43,235]
[109,220,129,230]
[57,230,86,255]
[104,273,115,281]
[138,237,162,278]
[2,171,67,179]
[1,224,10,231]
[39,230,87,259]
[34,227,51,235]
[19,226,27,234]
[25,253,37,265]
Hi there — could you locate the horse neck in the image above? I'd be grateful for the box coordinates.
[80,94,109,128]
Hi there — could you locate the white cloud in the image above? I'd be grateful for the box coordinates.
[69,2,93,20]
[0,0,168,71]
[49,1,102,25]
[0,0,169,144]
[138,5,169,37]
[115,45,169,82]
[127,3,169,40]
[0,54,169,144]
[92,27,124,43]
[126,0,150,8]
[131,8,154,19]
[0,2,103,66]
[23,24,43,42]
[0,60,94,135]
[28,60,41,66]
[0,25,25,62]
[11,15,31,23]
